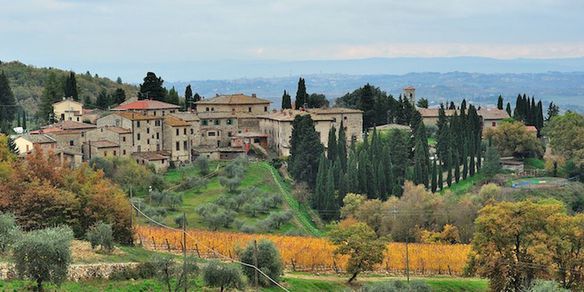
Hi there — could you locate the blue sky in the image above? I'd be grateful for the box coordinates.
[1,0,584,81]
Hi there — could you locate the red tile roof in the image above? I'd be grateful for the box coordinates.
[111,99,180,111]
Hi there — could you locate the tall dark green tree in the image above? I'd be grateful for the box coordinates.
[0,72,16,130]
[289,115,324,188]
[138,72,167,101]
[337,123,347,171]
[327,126,337,161]
[431,160,437,193]
[446,151,453,187]
[462,143,469,180]
[294,78,307,109]
[281,90,292,109]
[413,122,430,187]
[438,163,443,191]
[95,89,111,110]
[184,85,193,111]
[497,95,504,110]
[193,93,202,103]
[547,102,559,121]
[506,102,512,117]
[112,88,126,105]
[166,87,179,105]
[63,72,79,101]
[39,72,63,124]
[436,104,449,164]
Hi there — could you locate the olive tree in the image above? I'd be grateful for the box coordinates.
[86,221,114,253]
[202,260,245,292]
[13,226,74,291]
[0,212,20,253]
[239,239,283,287]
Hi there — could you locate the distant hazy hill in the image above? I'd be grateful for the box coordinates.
[0,61,138,114]
[169,71,584,112]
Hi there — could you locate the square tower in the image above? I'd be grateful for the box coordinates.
[403,86,416,106]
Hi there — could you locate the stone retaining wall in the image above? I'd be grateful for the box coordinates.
[0,262,139,281]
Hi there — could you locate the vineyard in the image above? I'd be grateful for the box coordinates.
[136,226,471,276]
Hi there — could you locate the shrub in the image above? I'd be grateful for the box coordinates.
[196,203,235,230]
[177,176,208,192]
[239,224,258,234]
[196,156,209,175]
[239,239,283,287]
[150,254,199,292]
[528,280,570,292]
[174,214,187,228]
[263,211,293,230]
[0,212,20,253]
[203,260,245,291]
[86,221,114,253]
[13,226,74,290]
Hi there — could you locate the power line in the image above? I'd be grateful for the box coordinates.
[131,202,290,292]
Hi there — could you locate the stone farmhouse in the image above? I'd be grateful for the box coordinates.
[418,107,510,129]
[17,93,364,171]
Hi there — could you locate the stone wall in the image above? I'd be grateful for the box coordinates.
[0,262,140,281]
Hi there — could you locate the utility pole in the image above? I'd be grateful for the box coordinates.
[253,240,259,290]
[182,212,187,292]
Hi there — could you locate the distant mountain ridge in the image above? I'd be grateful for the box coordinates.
[168,71,584,112]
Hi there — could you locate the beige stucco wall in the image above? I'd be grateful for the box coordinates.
[198,104,269,115]
[54,100,82,121]
[84,128,133,158]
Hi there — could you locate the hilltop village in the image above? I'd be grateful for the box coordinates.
[13,86,511,171]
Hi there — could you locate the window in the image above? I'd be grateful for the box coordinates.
[227,131,232,137]
[264,106,268,112]
[147,139,150,144]
[206,107,209,111]
[136,121,140,127]
[214,120,220,125]
[176,141,180,151]
[153,111,156,116]
[202,120,208,126]
[69,140,74,146]
[155,120,161,126]
[226,119,233,125]
[147,128,150,134]
[122,136,126,142]
[208,131,216,137]
[248,107,252,112]
[104,151,107,157]
[183,128,187,135]
[123,150,126,155]
[176,129,179,136]
[190,128,194,135]
[162,111,165,116]
[492,121,496,127]
[156,132,160,139]
[183,141,187,150]
[113,150,117,156]
[211,107,214,111]
[137,133,141,140]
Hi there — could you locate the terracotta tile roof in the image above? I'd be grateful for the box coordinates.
[306,107,363,114]
[114,112,162,121]
[478,108,510,120]
[29,121,96,134]
[90,140,119,148]
[111,99,180,111]
[103,126,132,134]
[418,108,457,118]
[132,151,170,161]
[196,93,271,105]
[259,110,334,122]
[164,116,191,127]
[169,112,200,121]
[17,134,56,144]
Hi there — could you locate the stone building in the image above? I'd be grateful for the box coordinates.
[197,111,239,148]
[195,93,271,115]
[403,86,416,106]
[305,108,363,144]
[258,110,363,156]
[83,126,133,159]
[111,99,180,117]
[97,112,164,153]
[14,134,57,155]
[418,107,510,128]
[162,116,192,163]
[53,98,83,122]
[169,112,201,155]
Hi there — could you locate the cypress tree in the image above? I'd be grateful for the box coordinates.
[506,102,512,117]
[193,93,202,103]
[469,148,476,176]
[476,140,482,170]
[323,165,337,220]
[358,151,369,195]
[337,171,348,207]
[22,110,27,130]
[413,122,430,188]
[497,95,504,110]
[347,151,358,193]
[289,115,324,188]
[184,85,193,111]
[0,71,17,127]
[281,90,292,109]
[462,143,468,180]
[313,154,328,210]
[327,126,337,161]
[64,72,79,101]
[446,151,453,187]
[112,88,126,105]
[436,104,449,164]
[377,162,387,200]
[337,122,347,171]
[431,160,437,193]
[454,151,460,183]
[294,78,307,109]
[438,162,443,191]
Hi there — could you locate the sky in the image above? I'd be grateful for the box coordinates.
[1,0,584,81]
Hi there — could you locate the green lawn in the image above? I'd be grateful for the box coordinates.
[440,172,486,196]
[524,158,545,170]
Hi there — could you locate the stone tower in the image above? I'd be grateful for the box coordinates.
[403,86,416,106]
